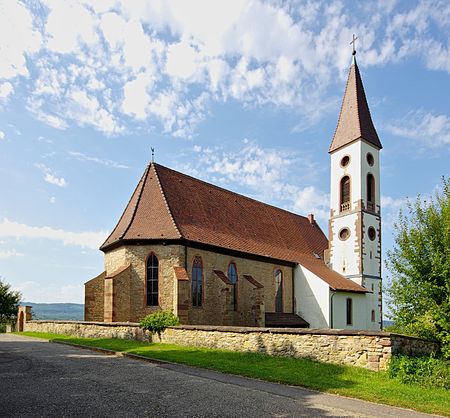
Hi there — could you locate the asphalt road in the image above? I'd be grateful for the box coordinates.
[0,334,439,418]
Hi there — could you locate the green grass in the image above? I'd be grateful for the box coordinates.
[18,331,450,416]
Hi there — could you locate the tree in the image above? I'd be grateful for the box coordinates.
[0,278,22,323]
[386,177,450,357]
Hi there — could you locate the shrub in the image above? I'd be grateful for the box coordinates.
[389,354,450,389]
[139,311,180,338]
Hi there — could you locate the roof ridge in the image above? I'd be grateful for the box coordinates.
[355,63,379,142]
[120,164,151,239]
[153,163,182,238]
[329,62,354,153]
[100,164,150,248]
[154,163,312,222]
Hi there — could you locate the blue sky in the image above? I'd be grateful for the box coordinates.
[0,0,449,303]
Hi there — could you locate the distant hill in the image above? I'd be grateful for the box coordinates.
[383,320,394,329]
[22,302,84,321]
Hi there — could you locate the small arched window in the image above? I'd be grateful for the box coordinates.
[340,176,351,212]
[367,174,375,210]
[275,269,283,313]
[146,253,159,306]
[228,262,238,310]
[192,256,203,307]
[371,309,376,322]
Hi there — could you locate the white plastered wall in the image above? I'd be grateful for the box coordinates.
[332,291,369,329]
[294,264,330,328]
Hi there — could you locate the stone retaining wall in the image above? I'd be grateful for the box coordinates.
[23,320,439,371]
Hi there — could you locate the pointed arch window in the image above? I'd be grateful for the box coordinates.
[340,176,351,212]
[367,174,375,211]
[228,262,238,310]
[275,269,283,313]
[146,253,159,306]
[192,256,203,307]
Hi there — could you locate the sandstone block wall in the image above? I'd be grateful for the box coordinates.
[185,247,291,326]
[22,320,439,371]
[103,244,185,322]
[84,272,105,321]
[94,243,293,327]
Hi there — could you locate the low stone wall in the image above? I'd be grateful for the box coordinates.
[24,320,150,341]
[23,320,439,371]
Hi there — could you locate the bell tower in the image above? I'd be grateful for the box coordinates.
[328,46,383,330]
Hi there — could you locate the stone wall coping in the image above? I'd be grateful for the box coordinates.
[28,320,141,327]
[27,320,436,343]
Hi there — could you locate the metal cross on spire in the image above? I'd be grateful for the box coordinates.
[151,147,155,163]
[350,34,358,56]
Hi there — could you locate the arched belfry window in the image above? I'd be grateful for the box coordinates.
[340,176,351,212]
[367,174,375,211]
[146,254,159,306]
[192,256,203,307]
[228,262,238,310]
[275,269,283,313]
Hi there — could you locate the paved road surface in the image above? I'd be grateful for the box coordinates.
[0,334,439,417]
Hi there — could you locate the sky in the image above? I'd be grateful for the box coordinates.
[0,0,449,304]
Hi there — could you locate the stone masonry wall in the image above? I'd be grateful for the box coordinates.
[103,244,185,322]
[185,247,292,326]
[98,243,291,327]
[22,320,439,371]
[84,272,105,321]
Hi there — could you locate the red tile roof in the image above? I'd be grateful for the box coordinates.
[101,163,366,293]
[329,59,382,153]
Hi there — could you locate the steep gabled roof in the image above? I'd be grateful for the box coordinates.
[100,164,181,248]
[329,58,382,153]
[100,163,366,293]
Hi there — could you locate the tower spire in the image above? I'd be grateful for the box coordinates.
[329,46,382,153]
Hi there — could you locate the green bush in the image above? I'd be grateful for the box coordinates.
[139,311,180,337]
[0,322,6,333]
[389,354,450,389]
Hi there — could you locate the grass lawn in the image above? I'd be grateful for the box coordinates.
[19,331,449,416]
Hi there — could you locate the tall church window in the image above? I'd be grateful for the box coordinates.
[146,253,159,306]
[192,256,203,307]
[228,262,238,310]
[346,298,353,325]
[367,174,375,211]
[340,176,351,212]
[275,269,283,313]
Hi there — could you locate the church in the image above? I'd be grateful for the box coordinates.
[85,52,382,330]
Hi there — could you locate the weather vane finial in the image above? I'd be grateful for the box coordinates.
[350,34,358,56]
[151,147,155,163]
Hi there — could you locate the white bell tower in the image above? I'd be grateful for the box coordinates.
[327,49,383,330]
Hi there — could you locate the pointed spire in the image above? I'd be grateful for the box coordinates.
[329,57,382,153]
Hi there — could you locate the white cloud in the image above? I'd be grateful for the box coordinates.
[0,248,24,258]
[13,280,85,303]
[122,72,153,119]
[44,0,98,54]
[0,0,41,79]
[182,140,329,220]
[68,151,129,169]
[49,196,56,204]
[387,111,450,146]
[44,173,67,187]
[3,0,450,138]
[35,163,67,187]
[0,82,14,99]
[0,218,107,250]
[0,130,5,140]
